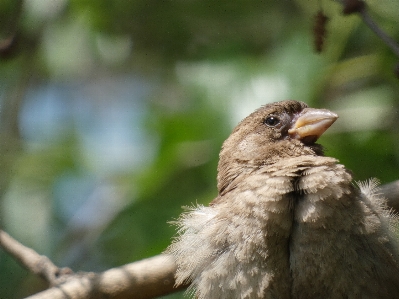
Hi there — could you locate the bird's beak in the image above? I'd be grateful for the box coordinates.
[288,108,338,144]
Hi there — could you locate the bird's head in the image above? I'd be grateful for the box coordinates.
[217,100,338,192]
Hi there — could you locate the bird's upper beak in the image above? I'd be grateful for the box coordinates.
[288,108,338,144]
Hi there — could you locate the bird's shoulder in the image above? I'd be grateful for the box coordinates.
[213,155,342,205]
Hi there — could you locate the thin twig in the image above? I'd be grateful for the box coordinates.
[358,7,399,58]
[339,0,399,59]
[0,230,72,286]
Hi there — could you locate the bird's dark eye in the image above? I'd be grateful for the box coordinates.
[263,116,280,127]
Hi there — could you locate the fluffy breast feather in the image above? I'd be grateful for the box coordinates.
[166,156,399,299]
[167,172,295,299]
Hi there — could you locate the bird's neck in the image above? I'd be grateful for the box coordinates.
[217,154,333,196]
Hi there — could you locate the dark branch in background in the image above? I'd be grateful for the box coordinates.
[358,9,399,58]
[0,0,24,59]
[342,0,399,57]
[1,179,399,299]
[340,0,399,78]
[0,30,40,228]
[0,34,18,58]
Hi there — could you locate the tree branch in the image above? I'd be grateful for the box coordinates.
[0,229,184,298]
[0,230,72,286]
[25,255,183,299]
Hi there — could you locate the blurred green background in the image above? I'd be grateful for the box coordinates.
[0,0,398,298]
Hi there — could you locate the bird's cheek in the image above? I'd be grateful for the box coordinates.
[236,139,254,158]
[236,135,263,160]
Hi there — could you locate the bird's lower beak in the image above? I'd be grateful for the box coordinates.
[288,108,338,144]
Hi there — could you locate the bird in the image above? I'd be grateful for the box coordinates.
[166,100,399,299]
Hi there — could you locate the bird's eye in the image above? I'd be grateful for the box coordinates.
[263,116,280,127]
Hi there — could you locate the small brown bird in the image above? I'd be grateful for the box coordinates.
[166,100,399,299]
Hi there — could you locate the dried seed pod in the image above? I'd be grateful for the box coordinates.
[313,10,329,53]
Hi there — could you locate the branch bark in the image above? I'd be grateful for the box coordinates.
[0,230,72,286]
[0,229,185,299]
[25,255,183,299]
